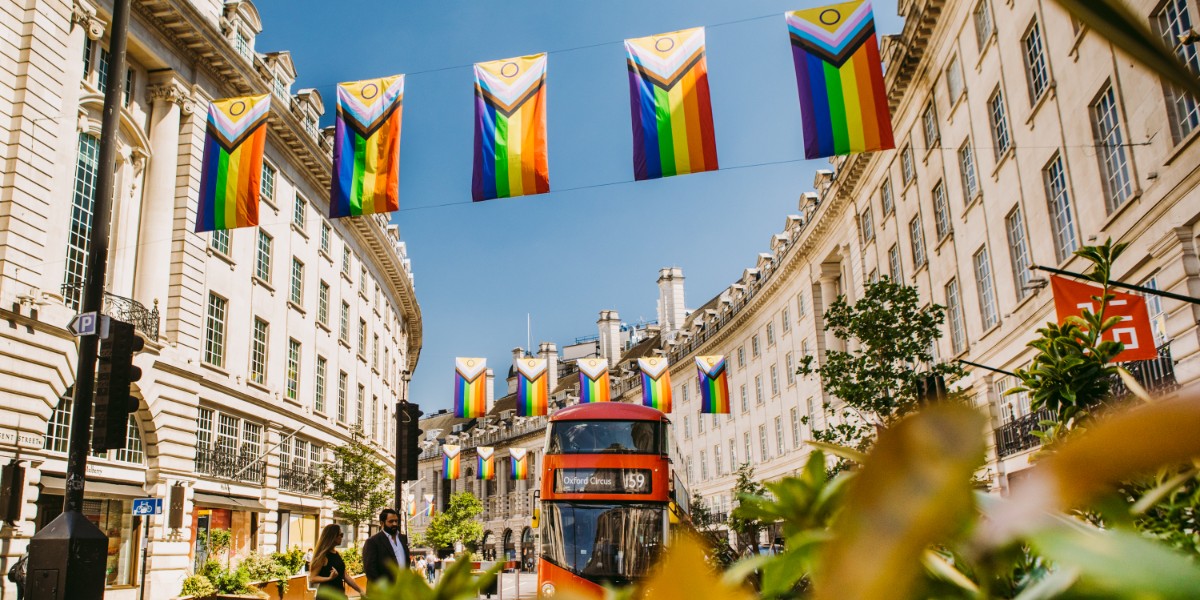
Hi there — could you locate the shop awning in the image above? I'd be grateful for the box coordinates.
[193,491,267,512]
[39,476,146,498]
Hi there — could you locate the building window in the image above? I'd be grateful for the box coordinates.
[273,76,289,101]
[958,141,979,204]
[1023,20,1050,102]
[729,439,738,469]
[766,323,776,346]
[682,382,690,404]
[255,230,272,283]
[974,247,999,330]
[1091,85,1135,211]
[860,207,875,243]
[337,371,348,423]
[1142,277,1169,345]
[356,385,366,428]
[751,335,760,357]
[250,318,269,385]
[755,376,764,405]
[994,376,1032,422]
[45,396,73,453]
[373,334,380,370]
[320,222,331,254]
[315,356,327,413]
[802,338,811,358]
[700,451,709,480]
[880,179,894,215]
[63,134,101,310]
[740,385,749,413]
[974,0,994,48]
[781,307,791,333]
[901,145,915,185]
[342,247,352,276]
[340,302,350,343]
[1006,208,1033,299]
[318,281,330,326]
[909,216,927,270]
[683,415,691,439]
[714,444,723,477]
[744,432,753,465]
[933,182,951,240]
[770,365,779,395]
[759,425,769,461]
[97,47,110,93]
[293,194,307,229]
[946,278,967,354]
[922,101,940,148]
[888,244,903,281]
[775,416,785,456]
[360,265,368,291]
[304,117,318,138]
[1155,0,1200,141]
[358,318,368,357]
[797,292,808,317]
[790,407,802,448]
[286,338,301,401]
[204,293,227,367]
[786,352,796,385]
[737,346,746,368]
[946,55,964,101]
[1044,154,1078,263]
[290,258,304,305]
[210,230,231,256]
[235,31,251,58]
[261,163,276,203]
[988,89,1012,159]
[697,407,705,434]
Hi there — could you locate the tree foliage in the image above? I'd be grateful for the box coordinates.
[421,492,484,553]
[323,430,393,539]
[728,463,768,555]
[797,277,963,451]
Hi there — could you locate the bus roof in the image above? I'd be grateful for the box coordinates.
[549,402,668,422]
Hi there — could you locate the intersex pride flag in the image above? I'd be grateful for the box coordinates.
[477,447,496,480]
[442,444,462,479]
[1050,275,1157,362]
[577,358,611,403]
[638,357,673,413]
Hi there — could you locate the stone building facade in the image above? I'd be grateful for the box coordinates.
[0,0,421,597]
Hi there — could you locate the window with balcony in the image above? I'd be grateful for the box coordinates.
[286,338,301,401]
[1091,85,1135,211]
[255,230,272,283]
[63,134,101,311]
[989,89,1012,159]
[974,247,999,330]
[1155,0,1200,141]
[250,318,269,385]
[1023,20,1050,102]
[1044,153,1078,263]
[196,409,265,483]
[946,278,967,354]
[1006,208,1033,299]
[204,293,228,367]
[1141,276,1169,345]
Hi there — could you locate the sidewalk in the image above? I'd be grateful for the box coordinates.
[480,571,538,599]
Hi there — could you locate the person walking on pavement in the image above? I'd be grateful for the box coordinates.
[362,508,410,585]
[308,525,365,600]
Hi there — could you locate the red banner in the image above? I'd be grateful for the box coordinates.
[1050,275,1157,362]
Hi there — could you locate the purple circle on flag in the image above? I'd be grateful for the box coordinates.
[655,37,675,52]
[820,9,842,25]
[230,101,246,116]
[362,83,379,100]
[501,62,520,78]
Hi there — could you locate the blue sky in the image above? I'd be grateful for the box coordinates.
[256,1,903,412]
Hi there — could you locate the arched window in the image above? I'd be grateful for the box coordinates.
[44,393,144,464]
[63,134,101,310]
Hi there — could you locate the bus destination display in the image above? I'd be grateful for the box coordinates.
[553,468,653,494]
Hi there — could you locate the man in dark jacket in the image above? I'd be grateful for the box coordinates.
[362,508,410,584]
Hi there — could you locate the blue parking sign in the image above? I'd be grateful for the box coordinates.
[132,497,162,516]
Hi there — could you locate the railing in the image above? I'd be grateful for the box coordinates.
[418,419,547,459]
[279,463,325,496]
[995,345,1179,458]
[61,282,160,341]
[195,443,266,484]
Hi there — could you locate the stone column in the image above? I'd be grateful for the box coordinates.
[261,425,283,553]
[133,74,190,317]
[144,480,195,600]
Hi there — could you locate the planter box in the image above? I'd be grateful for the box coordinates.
[252,573,368,600]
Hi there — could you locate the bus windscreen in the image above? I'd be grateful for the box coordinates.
[540,502,664,583]
[547,420,664,455]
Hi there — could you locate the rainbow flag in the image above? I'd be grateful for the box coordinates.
[472,54,550,201]
[406,494,417,517]
[787,1,894,159]
[516,358,549,417]
[695,355,731,414]
[638,357,673,413]
[453,357,488,418]
[477,447,496,480]
[442,444,461,479]
[625,27,718,180]
[510,448,530,480]
[423,494,435,517]
[196,95,271,232]
[331,75,404,218]
[577,358,611,403]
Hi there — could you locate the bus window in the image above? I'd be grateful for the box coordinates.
[547,421,664,455]
[541,502,664,583]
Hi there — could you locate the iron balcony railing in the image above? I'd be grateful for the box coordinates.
[995,344,1178,458]
[279,463,325,496]
[195,442,266,484]
[61,282,160,341]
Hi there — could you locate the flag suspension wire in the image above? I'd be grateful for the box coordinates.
[955,359,1017,378]
[1030,265,1200,305]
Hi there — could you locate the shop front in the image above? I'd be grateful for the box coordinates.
[36,475,146,590]
[191,492,267,569]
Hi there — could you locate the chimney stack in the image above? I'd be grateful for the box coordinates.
[657,267,686,340]
[597,310,622,367]
[538,342,559,393]
[508,347,524,394]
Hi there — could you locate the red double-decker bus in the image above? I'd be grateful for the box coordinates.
[536,402,688,598]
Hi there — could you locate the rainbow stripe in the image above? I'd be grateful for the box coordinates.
[196,95,270,232]
[331,75,404,218]
[510,448,530,480]
[696,355,731,414]
[477,447,496,480]
[472,54,550,201]
[454,358,488,418]
[443,445,461,479]
[577,359,611,403]
[787,1,894,159]
[638,358,673,413]
[423,494,435,517]
[625,27,718,180]
[406,495,417,517]
[516,358,549,417]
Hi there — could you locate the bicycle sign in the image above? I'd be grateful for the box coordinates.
[131,497,162,516]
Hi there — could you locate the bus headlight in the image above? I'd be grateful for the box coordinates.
[541,582,556,596]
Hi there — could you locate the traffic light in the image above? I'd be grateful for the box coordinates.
[93,320,143,452]
[916,373,948,405]
[396,402,423,481]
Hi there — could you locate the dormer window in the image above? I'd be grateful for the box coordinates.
[235,30,251,58]
[304,117,318,137]
[273,76,289,102]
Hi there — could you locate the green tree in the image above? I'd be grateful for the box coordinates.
[421,492,484,553]
[689,493,736,568]
[797,277,962,453]
[728,463,768,555]
[323,430,392,542]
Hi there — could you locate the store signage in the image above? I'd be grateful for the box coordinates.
[554,468,652,494]
[0,427,44,450]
